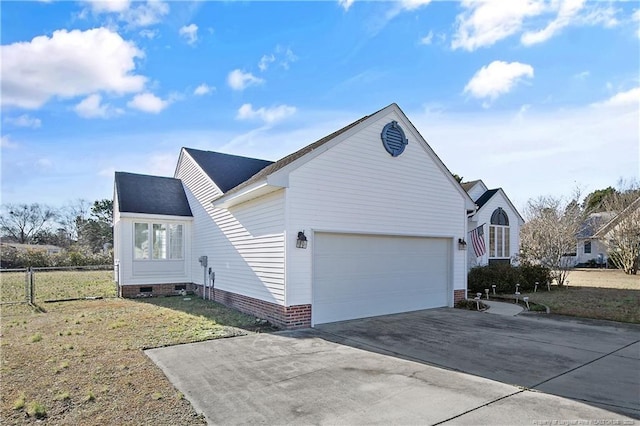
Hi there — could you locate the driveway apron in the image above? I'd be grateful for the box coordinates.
[146,308,640,424]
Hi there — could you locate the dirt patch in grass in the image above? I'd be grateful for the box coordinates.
[1,297,275,424]
[522,269,639,323]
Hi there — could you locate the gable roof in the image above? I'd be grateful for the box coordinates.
[472,188,525,224]
[578,211,616,239]
[213,103,476,210]
[461,180,481,192]
[183,148,274,193]
[115,172,193,217]
[593,196,640,238]
[474,189,500,209]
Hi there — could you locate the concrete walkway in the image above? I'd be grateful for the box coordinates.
[483,299,524,316]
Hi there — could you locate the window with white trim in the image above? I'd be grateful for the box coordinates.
[584,240,591,254]
[134,222,183,260]
[489,208,510,258]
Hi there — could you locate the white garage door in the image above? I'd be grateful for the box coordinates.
[313,233,450,325]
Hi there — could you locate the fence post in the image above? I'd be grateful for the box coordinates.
[26,267,35,304]
[24,268,29,303]
[30,268,35,304]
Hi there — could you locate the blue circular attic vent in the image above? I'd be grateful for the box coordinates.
[381,121,408,157]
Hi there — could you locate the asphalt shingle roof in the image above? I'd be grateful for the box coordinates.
[115,172,192,216]
[218,111,375,198]
[474,189,499,209]
[461,180,480,192]
[184,148,274,193]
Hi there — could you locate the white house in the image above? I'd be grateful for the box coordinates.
[575,212,615,266]
[461,180,524,268]
[576,196,640,267]
[113,104,476,328]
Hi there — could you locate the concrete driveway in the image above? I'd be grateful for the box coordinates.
[146,308,640,425]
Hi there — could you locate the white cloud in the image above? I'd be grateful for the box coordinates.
[120,0,169,28]
[36,158,53,169]
[83,0,131,13]
[139,29,158,39]
[127,92,170,113]
[521,0,586,45]
[82,0,169,28]
[452,0,546,51]
[412,99,639,210]
[258,54,275,72]
[401,0,432,11]
[74,94,123,118]
[338,0,354,11]
[236,103,297,124]
[193,83,214,96]
[452,0,622,51]
[591,87,640,108]
[4,114,41,128]
[278,46,297,70]
[179,23,198,45]
[1,28,146,109]
[573,70,590,80]
[227,69,264,91]
[464,61,534,103]
[633,10,640,38]
[420,31,434,45]
[1,135,19,149]
[259,46,298,72]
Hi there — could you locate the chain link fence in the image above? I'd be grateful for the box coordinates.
[1,265,116,305]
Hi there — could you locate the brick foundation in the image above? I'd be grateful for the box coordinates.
[119,283,199,298]
[453,289,467,304]
[210,287,311,329]
[119,283,311,329]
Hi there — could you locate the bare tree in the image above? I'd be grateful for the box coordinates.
[520,195,585,286]
[57,199,92,244]
[596,181,640,275]
[0,203,57,244]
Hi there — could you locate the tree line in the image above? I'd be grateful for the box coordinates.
[0,199,113,268]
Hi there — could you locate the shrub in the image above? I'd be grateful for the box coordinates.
[468,263,551,294]
[519,264,551,290]
[468,263,522,294]
[26,401,47,419]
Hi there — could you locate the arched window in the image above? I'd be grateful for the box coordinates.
[491,208,509,226]
[489,208,510,259]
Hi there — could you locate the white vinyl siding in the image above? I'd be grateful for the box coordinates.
[467,182,488,202]
[285,109,467,306]
[114,214,192,285]
[175,151,286,305]
[467,191,523,268]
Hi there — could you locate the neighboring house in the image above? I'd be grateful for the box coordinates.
[461,180,524,268]
[1,243,63,255]
[576,197,640,266]
[575,212,615,266]
[114,104,476,328]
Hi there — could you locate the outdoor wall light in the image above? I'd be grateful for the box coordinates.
[296,231,308,249]
[458,238,467,250]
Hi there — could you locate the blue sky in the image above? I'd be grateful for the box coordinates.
[1,0,639,212]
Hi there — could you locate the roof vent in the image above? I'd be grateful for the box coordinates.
[381,121,408,157]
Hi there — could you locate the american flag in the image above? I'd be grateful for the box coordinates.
[470,224,486,257]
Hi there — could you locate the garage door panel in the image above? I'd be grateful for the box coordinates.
[313,233,450,325]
